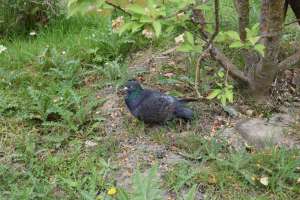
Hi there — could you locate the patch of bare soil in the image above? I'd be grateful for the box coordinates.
[96,86,124,135]
[113,136,194,199]
[95,50,300,199]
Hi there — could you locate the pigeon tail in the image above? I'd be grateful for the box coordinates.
[175,107,193,120]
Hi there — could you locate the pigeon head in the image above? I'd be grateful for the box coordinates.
[124,80,143,94]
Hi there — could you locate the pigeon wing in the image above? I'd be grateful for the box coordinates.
[135,92,177,123]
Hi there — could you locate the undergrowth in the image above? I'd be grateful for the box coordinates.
[1,1,300,199]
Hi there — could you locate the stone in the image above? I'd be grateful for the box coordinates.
[268,113,295,126]
[221,127,246,151]
[245,109,254,116]
[235,118,285,148]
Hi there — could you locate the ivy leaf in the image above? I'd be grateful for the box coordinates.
[226,31,240,41]
[207,89,222,99]
[152,21,162,37]
[254,44,265,57]
[177,43,194,52]
[248,36,260,45]
[140,16,153,23]
[131,22,143,32]
[185,31,194,45]
[225,88,233,103]
[251,23,260,33]
[127,4,145,15]
[193,45,203,53]
[118,22,133,35]
[229,41,244,48]
[220,95,227,106]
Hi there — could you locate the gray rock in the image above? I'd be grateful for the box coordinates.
[268,113,295,126]
[221,127,246,150]
[223,106,240,117]
[235,118,285,148]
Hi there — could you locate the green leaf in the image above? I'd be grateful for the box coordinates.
[192,45,203,53]
[140,16,153,23]
[217,71,224,78]
[226,31,240,41]
[127,4,146,15]
[207,89,222,100]
[131,22,143,32]
[254,44,265,56]
[225,88,233,103]
[245,28,253,38]
[251,23,260,34]
[229,41,244,48]
[185,31,194,45]
[118,22,133,35]
[152,21,162,37]
[248,36,260,45]
[147,0,157,9]
[215,32,227,42]
[177,43,194,53]
[220,95,227,106]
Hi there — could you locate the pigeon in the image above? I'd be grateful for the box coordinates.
[123,80,196,124]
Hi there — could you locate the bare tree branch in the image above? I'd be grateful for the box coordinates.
[284,19,300,26]
[195,47,211,98]
[105,0,131,16]
[191,0,248,84]
[278,49,300,70]
[208,0,220,44]
[210,46,250,83]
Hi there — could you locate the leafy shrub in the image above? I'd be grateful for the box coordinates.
[0,0,64,36]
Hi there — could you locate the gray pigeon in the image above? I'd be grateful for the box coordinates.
[124,80,196,124]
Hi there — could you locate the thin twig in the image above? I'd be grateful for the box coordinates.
[284,19,300,26]
[278,49,300,70]
[194,0,220,98]
[208,0,220,45]
[195,46,211,98]
[104,0,132,16]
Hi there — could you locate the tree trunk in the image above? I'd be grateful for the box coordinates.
[202,1,300,102]
[248,0,286,101]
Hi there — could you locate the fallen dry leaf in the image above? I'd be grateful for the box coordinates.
[260,176,269,186]
[175,34,184,44]
[85,140,97,148]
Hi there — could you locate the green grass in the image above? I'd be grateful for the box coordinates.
[0,15,131,199]
[1,1,300,199]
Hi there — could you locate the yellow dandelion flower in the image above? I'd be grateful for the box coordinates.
[107,187,117,196]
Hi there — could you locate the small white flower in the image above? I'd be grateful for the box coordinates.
[29,31,37,36]
[0,45,7,54]
[62,51,66,55]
